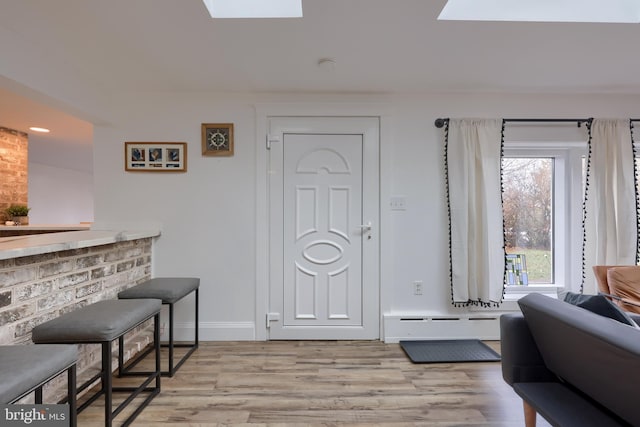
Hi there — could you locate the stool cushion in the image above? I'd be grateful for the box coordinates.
[32,299,161,343]
[119,277,199,304]
[0,344,77,403]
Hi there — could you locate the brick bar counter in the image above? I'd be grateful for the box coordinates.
[0,229,160,401]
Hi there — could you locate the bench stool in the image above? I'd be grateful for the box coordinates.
[118,277,199,377]
[32,299,162,427]
[0,344,78,427]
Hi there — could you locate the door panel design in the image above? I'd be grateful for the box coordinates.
[296,148,350,174]
[328,265,349,319]
[302,240,343,265]
[296,187,318,240]
[294,263,317,319]
[329,187,350,242]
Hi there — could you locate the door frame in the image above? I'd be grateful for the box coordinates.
[269,118,377,339]
[255,103,391,341]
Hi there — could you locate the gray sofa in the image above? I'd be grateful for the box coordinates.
[500,293,640,427]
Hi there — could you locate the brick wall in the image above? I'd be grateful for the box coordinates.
[0,127,28,220]
[0,238,153,401]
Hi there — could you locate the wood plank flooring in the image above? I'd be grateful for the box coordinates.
[77,340,549,426]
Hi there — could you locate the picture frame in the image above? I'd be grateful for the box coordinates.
[124,142,187,172]
[201,123,234,156]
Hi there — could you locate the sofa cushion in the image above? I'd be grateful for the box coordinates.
[562,292,637,327]
[518,293,640,427]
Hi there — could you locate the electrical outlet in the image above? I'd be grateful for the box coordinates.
[413,281,423,295]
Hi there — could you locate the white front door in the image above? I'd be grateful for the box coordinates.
[268,117,379,340]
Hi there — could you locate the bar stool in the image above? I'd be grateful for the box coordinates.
[118,277,199,377]
[0,344,78,427]
[32,299,162,427]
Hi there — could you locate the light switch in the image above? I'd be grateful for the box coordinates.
[390,196,407,211]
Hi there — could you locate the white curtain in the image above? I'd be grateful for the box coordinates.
[446,119,505,306]
[583,119,638,293]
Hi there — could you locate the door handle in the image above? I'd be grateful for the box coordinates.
[359,222,372,232]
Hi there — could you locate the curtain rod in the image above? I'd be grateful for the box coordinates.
[434,118,593,128]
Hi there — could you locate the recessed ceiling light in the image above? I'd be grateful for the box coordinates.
[202,0,302,18]
[29,127,50,133]
[438,0,640,23]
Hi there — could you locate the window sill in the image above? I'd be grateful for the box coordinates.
[504,284,562,298]
[468,286,563,312]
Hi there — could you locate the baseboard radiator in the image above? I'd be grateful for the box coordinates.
[383,314,501,343]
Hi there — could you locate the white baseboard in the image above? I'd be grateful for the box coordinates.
[163,317,508,343]
[383,314,503,343]
[163,321,256,341]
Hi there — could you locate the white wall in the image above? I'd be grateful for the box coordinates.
[91,91,640,341]
[28,162,94,224]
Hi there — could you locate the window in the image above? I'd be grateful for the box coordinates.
[503,158,553,284]
[502,142,586,297]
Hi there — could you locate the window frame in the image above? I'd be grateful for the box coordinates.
[502,141,586,299]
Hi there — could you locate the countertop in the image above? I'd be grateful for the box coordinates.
[0,229,161,260]
[0,224,91,231]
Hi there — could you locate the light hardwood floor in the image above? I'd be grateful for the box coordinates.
[77,340,549,426]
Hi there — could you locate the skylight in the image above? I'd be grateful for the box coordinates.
[202,0,303,18]
[438,0,640,23]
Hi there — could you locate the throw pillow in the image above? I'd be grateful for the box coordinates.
[606,266,640,315]
[563,292,638,328]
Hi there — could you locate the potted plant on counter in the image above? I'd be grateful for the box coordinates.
[5,204,31,225]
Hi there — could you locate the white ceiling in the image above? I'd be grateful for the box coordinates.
[3,0,640,171]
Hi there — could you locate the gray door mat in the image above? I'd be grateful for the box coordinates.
[399,339,501,363]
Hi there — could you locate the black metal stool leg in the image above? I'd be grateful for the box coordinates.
[102,341,113,427]
[155,313,161,389]
[68,364,77,427]
[168,302,175,376]
[195,288,199,347]
[118,335,125,376]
